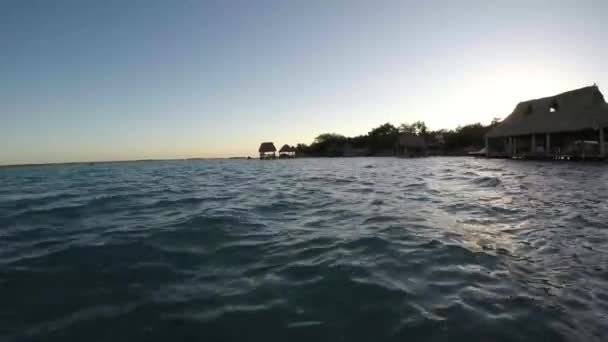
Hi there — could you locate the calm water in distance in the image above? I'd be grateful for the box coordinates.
[1,157,607,341]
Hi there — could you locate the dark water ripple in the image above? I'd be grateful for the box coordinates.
[1,158,608,341]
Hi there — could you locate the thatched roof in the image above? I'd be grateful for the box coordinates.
[396,132,426,148]
[279,144,292,153]
[486,85,608,138]
[259,142,276,153]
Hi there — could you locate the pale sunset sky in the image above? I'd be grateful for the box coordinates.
[1,0,607,165]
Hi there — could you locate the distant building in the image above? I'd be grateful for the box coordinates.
[279,144,296,158]
[485,85,608,159]
[342,143,370,157]
[395,132,427,157]
[258,142,277,159]
[435,133,445,146]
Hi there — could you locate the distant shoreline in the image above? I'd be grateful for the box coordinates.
[0,155,476,169]
[0,157,232,169]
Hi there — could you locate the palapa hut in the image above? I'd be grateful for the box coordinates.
[485,85,608,159]
[395,132,427,157]
[278,144,296,158]
[258,142,277,160]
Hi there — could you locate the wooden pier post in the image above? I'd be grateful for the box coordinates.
[546,134,551,157]
[600,127,605,157]
[530,134,536,155]
[485,136,489,157]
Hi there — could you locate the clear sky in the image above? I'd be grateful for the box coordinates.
[1,0,607,164]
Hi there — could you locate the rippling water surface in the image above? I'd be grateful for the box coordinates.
[1,157,608,341]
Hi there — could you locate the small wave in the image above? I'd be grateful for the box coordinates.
[17,303,139,340]
[363,215,399,225]
[253,199,306,213]
[439,175,469,181]
[479,167,503,172]
[472,176,501,187]
[329,177,355,185]
[168,214,259,230]
[0,192,76,211]
[153,195,234,207]
[11,204,87,221]
[341,236,392,253]
[86,193,135,207]
[347,187,374,194]
[287,321,324,328]
[404,182,427,189]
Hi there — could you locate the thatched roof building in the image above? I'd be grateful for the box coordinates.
[258,142,277,159]
[259,142,276,153]
[485,85,608,159]
[278,144,296,158]
[487,86,608,138]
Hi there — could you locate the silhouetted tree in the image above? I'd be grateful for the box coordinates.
[314,133,346,144]
[441,123,490,150]
[412,121,428,136]
[367,123,399,153]
[399,123,415,133]
[293,120,496,156]
[368,123,399,137]
[295,143,310,156]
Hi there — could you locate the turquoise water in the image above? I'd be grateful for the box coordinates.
[1,157,607,341]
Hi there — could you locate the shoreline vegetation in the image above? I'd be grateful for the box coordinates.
[293,120,500,158]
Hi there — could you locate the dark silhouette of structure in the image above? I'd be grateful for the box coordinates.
[395,132,427,157]
[485,85,608,160]
[258,142,277,159]
[278,144,296,158]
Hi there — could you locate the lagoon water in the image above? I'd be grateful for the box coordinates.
[1,157,608,341]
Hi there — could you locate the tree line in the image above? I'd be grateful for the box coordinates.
[295,119,500,157]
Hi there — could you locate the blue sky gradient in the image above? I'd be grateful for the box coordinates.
[1,0,607,164]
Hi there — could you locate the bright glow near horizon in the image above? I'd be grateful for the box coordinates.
[1,0,607,165]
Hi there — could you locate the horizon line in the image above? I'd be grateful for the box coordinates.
[0,157,253,169]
